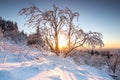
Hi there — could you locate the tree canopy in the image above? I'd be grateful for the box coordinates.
[19,5,104,57]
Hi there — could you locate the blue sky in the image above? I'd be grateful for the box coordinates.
[0,0,120,48]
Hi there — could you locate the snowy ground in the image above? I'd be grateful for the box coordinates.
[0,55,113,80]
[0,41,113,80]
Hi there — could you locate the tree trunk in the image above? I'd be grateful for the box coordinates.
[68,31,71,51]
[55,31,59,56]
[68,22,72,51]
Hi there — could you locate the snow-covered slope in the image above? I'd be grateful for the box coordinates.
[0,55,113,80]
[0,41,113,80]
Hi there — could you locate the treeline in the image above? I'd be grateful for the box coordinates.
[0,17,27,43]
[0,17,44,47]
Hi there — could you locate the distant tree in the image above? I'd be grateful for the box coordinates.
[27,26,44,48]
[19,5,104,57]
[0,17,27,44]
[0,27,3,38]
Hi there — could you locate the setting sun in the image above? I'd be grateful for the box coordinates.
[58,34,67,49]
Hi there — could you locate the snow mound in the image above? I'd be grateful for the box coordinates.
[0,55,113,80]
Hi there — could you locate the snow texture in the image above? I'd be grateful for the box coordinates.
[0,41,113,80]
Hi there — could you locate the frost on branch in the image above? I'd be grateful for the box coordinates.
[63,28,104,57]
[85,31,104,49]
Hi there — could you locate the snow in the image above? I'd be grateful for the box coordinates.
[0,41,113,80]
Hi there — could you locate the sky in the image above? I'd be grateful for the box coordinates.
[0,0,120,48]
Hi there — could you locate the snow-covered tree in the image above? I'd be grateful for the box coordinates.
[27,26,45,49]
[0,27,3,38]
[19,5,104,57]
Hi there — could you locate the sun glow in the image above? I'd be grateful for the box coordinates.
[58,34,67,49]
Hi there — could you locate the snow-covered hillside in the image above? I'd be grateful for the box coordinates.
[0,41,113,80]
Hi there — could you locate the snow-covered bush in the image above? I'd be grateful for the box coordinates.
[104,50,120,73]
[69,49,120,80]
[69,50,105,68]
